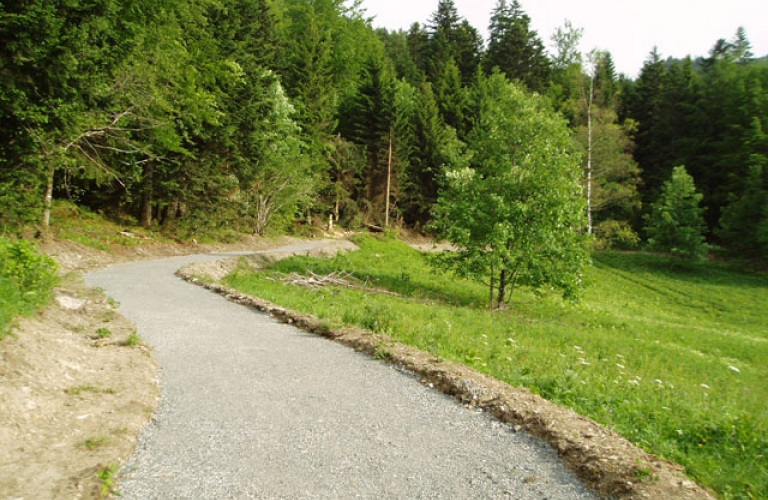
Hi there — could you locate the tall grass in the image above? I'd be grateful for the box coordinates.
[226,235,767,499]
[0,237,59,339]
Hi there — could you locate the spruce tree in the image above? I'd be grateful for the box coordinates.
[483,0,551,93]
[644,166,709,260]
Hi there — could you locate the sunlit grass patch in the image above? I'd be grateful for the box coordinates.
[225,235,768,499]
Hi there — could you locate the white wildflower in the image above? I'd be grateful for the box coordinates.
[701,383,710,389]
[728,365,740,373]
[617,363,625,369]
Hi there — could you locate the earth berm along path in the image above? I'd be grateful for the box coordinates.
[86,241,595,499]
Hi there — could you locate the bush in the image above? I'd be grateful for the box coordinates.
[593,220,640,251]
[0,237,59,338]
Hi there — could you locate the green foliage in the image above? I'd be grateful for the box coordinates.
[0,236,59,338]
[718,165,768,266]
[122,331,142,347]
[593,220,640,251]
[644,166,709,260]
[95,327,112,339]
[432,74,590,307]
[97,463,120,497]
[226,237,768,499]
[483,0,552,93]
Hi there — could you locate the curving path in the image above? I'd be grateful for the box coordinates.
[86,243,595,499]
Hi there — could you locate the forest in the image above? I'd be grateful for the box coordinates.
[2,0,767,265]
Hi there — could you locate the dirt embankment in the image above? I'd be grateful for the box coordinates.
[0,236,304,499]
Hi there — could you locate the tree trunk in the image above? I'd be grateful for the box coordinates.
[496,269,508,310]
[385,129,393,228]
[140,162,155,228]
[586,69,595,235]
[42,163,55,232]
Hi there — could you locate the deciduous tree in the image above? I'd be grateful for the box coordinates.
[432,73,589,308]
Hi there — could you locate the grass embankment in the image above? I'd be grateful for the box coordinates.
[49,201,173,250]
[0,237,59,340]
[225,235,767,499]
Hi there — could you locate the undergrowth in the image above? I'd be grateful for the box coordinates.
[0,236,59,339]
[225,235,768,499]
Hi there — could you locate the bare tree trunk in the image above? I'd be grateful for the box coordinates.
[42,164,55,231]
[163,199,179,229]
[385,130,393,228]
[587,71,595,235]
[140,162,154,228]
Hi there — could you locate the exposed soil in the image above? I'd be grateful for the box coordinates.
[0,235,308,499]
[0,235,716,499]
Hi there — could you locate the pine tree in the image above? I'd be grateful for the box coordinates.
[644,166,709,260]
[483,0,551,93]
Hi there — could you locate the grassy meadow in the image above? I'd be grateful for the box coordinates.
[225,235,767,499]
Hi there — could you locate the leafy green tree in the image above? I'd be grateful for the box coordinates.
[644,166,709,260]
[483,0,551,93]
[237,82,313,235]
[0,0,152,229]
[573,51,641,245]
[432,73,589,308]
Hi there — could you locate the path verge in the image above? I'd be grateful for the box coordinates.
[178,252,716,500]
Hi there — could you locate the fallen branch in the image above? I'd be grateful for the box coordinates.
[270,271,402,298]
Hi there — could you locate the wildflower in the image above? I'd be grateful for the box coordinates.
[654,379,663,385]
[629,379,640,386]
[574,345,583,351]
[617,354,625,359]
[617,363,625,369]
[728,365,740,373]
[579,358,590,366]
[701,383,710,389]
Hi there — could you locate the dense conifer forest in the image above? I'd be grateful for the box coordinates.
[2,0,766,264]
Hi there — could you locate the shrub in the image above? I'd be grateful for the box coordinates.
[0,237,59,337]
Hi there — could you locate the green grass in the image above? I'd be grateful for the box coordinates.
[97,463,119,498]
[49,200,176,250]
[122,331,142,347]
[225,235,768,499]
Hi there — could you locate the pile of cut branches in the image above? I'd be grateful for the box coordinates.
[270,270,355,289]
[269,270,402,298]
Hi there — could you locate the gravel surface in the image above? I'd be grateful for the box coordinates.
[86,244,596,499]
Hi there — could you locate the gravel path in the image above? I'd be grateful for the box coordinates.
[86,243,596,499]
